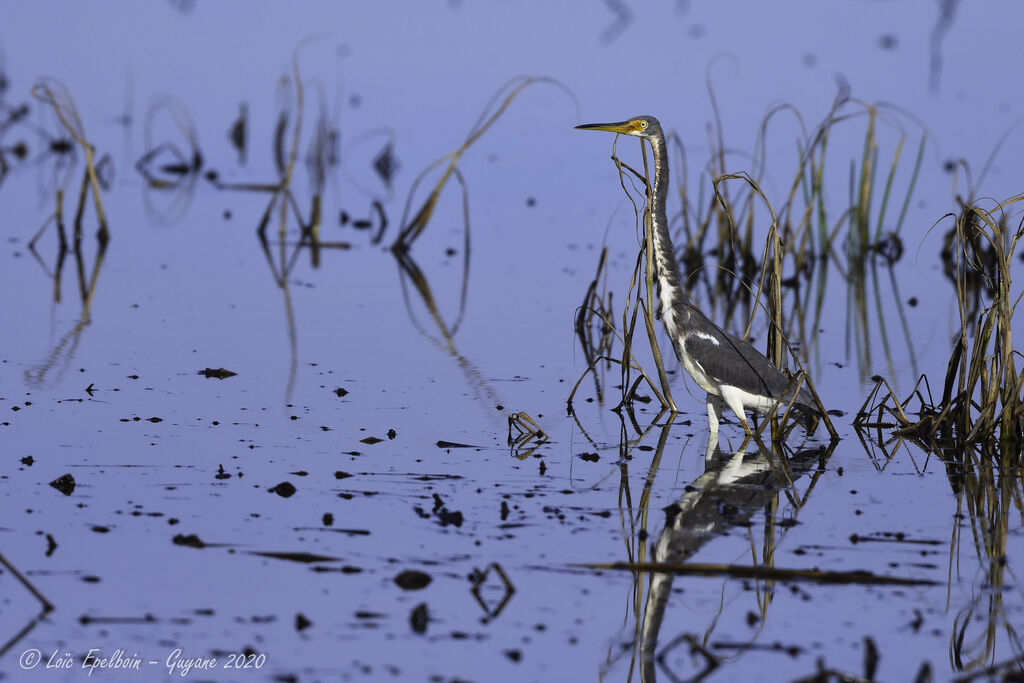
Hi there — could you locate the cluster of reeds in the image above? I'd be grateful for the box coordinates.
[855,195,1024,448]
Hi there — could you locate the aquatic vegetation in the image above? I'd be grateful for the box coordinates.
[856,194,1024,448]
[392,75,574,252]
[30,78,108,243]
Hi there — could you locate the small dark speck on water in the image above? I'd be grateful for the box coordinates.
[436,440,475,449]
[394,570,432,590]
[173,534,206,548]
[387,429,397,439]
[437,508,463,527]
[323,513,333,526]
[21,455,34,466]
[878,33,898,50]
[199,368,237,379]
[334,387,348,397]
[410,603,429,634]
[269,481,297,498]
[908,297,918,306]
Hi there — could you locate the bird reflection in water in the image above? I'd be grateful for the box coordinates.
[638,434,825,681]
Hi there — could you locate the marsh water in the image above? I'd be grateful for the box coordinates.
[2,3,1024,682]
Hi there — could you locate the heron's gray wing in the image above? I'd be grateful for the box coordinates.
[683,331,802,402]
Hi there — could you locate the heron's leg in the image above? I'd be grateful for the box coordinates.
[706,394,721,438]
[703,426,720,464]
[719,388,753,435]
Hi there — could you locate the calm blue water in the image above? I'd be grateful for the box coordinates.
[2,3,1023,681]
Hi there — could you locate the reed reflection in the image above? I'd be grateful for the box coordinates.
[945,442,1024,677]
[0,551,54,660]
[23,81,110,387]
[201,47,349,401]
[135,97,202,225]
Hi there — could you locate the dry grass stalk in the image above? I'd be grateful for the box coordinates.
[31,79,108,243]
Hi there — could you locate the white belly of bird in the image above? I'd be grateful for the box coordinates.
[719,383,777,415]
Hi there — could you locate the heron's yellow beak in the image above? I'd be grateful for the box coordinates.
[575,120,641,135]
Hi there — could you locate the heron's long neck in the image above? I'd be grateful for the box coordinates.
[648,134,685,310]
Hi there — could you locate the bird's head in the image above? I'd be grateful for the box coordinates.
[575,115,662,139]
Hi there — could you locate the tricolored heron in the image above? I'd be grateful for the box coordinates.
[576,115,815,435]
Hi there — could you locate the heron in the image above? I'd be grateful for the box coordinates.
[576,115,816,435]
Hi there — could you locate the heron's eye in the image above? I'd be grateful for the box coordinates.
[639,120,648,129]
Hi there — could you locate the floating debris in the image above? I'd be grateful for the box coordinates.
[394,570,432,590]
[269,481,297,498]
[410,603,428,634]
[470,562,515,619]
[49,473,76,496]
[199,367,237,379]
[372,141,398,186]
[172,534,206,548]
[436,440,475,449]
[295,613,312,632]
[250,551,338,564]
